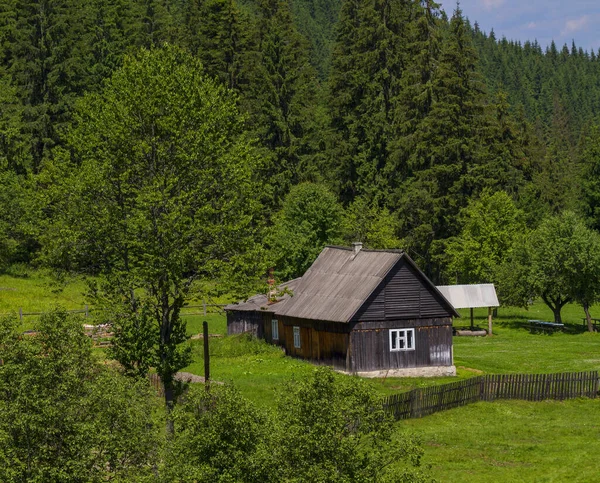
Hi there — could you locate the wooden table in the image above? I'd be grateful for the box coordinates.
[528,320,564,334]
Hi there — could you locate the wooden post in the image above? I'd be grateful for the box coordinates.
[19,307,23,323]
[85,304,89,318]
[203,321,210,391]
[470,307,474,330]
[203,300,207,317]
[488,306,493,336]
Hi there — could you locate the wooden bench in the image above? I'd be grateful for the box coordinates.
[528,320,564,334]
[581,318,600,331]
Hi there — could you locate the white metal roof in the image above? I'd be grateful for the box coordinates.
[436,284,499,309]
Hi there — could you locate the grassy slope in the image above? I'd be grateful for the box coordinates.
[0,271,90,313]
[4,272,600,481]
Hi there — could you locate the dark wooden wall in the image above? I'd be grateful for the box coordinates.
[227,313,453,374]
[349,320,453,372]
[226,310,267,338]
[353,259,452,321]
[278,316,350,370]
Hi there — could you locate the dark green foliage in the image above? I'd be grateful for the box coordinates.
[268,182,343,280]
[0,309,160,482]
[275,367,430,482]
[328,0,410,203]
[0,171,39,269]
[581,124,600,231]
[243,0,321,207]
[166,384,275,482]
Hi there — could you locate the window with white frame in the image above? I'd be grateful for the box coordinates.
[272,319,279,340]
[389,328,415,351]
[293,326,301,349]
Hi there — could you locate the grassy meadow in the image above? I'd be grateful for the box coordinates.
[3,271,600,481]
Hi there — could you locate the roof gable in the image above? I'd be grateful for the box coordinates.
[352,257,459,321]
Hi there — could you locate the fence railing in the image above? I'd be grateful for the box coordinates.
[382,371,599,420]
[3,301,227,323]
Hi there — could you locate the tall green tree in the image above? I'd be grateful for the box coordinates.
[0,0,87,172]
[328,0,410,203]
[396,5,487,279]
[244,0,320,207]
[176,0,250,91]
[42,46,264,422]
[444,190,525,284]
[501,211,600,324]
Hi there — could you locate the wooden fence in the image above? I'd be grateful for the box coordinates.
[383,371,599,420]
[5,301,227,323]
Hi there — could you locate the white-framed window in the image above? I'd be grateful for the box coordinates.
[272,319,279,340]
[389,328,415,352]
[293,326,301,349]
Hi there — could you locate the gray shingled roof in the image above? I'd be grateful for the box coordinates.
[436,284,499,309]
[224,278,301,312]
[274,246,403,322]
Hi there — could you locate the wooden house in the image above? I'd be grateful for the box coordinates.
[225,244,459,377]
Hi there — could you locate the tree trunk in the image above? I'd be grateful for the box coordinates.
[551,306,562,324]
[541,293,570,324]
[164,381,175,434]
[583,301,594,332]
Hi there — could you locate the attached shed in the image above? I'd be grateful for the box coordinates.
[224,278,300,338]
[436,284,499,335]
[226,244,459,377]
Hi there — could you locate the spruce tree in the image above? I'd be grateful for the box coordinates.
[396,4,487,279]
[328,0,411,204]
[243,0,320,207]
[176,0,250,91]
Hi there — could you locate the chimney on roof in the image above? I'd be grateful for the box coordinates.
[352,242,363,255]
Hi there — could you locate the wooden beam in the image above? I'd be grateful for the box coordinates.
[470,307,474,330]
[488,306,493,336]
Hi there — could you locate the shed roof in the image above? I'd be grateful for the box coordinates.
[436,284,499,309]
[223,278,301,312]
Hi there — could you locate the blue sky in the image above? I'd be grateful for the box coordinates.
[438,0,600,54]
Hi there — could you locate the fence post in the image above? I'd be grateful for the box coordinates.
[19,307,23,323]
[85,305,89,318]
[203,321,210,392]
[203,300,207,317]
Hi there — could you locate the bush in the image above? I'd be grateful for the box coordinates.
[0,309,162,482]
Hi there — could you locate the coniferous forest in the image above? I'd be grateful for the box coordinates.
[2,0,600,287]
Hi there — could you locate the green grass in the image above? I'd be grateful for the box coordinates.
[4,270,600,481]
[184,334,322,405]
[403,398,600,482]
[0,269,90,314]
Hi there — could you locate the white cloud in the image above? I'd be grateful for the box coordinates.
[527,21,537,29]
[481,0,505,9]
[561,15,590,36]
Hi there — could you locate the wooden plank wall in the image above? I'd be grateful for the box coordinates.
[383,371,600,420]
[278,316,349,369]
[226,311,265,338]
[354,259,452,321]
[350,324,453,372]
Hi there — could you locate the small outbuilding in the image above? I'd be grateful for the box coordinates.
[226,244,459,377]
[436,284,499,335]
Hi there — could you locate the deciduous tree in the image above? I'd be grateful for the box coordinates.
[42,45,264,423]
